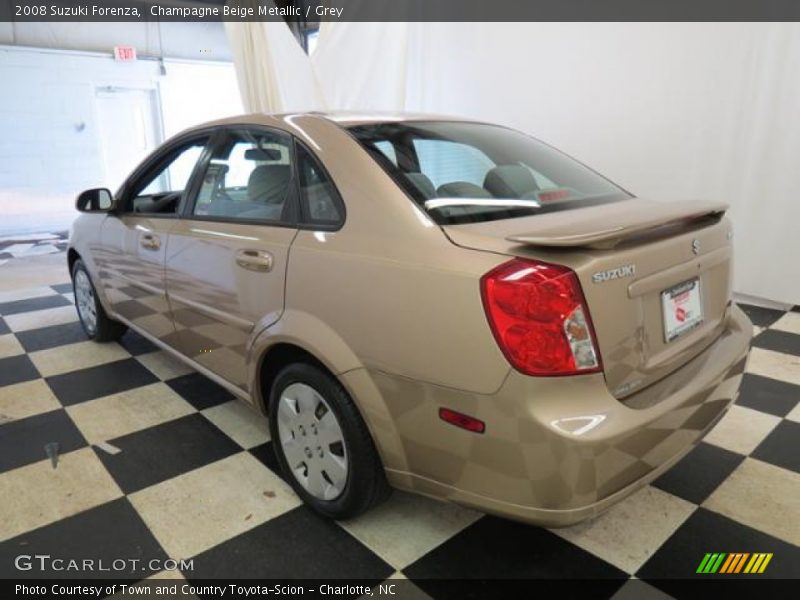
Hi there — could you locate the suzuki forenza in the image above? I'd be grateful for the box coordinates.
[69,113,751,525]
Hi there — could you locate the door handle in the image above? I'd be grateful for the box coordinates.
[140,234,161,251]
[235,249,273,272]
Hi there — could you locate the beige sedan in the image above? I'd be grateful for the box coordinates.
[68,112,751,525]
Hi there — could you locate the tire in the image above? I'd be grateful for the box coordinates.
[268,362,390,519]
[71,259,127,342]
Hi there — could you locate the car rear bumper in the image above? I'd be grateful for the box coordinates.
[371,304,752,526]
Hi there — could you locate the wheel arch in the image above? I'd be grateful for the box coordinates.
[255,342,332,415]
[67,246,114,315]
[249,310,409,473]
[67,247,81,276]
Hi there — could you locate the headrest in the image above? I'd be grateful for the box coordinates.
[247,164,290,204]
[436,181,492,198]
[405,172,436,199]
[483,165,539,198]
[203,163,229,181]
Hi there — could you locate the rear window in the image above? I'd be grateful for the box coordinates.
[348,121,631,224]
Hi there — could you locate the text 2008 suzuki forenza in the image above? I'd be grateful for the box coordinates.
[69,113,751,525]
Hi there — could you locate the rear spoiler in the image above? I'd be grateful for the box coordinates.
[505,200,728,250]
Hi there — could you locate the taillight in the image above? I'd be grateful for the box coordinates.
[480,258,602,376]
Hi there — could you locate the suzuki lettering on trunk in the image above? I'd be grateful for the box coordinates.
[592,264,636,284]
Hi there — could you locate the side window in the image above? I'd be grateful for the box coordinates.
[127,139,208,215]
[296,144,344,227]
[413,139,495,191]
[193,129,293,223]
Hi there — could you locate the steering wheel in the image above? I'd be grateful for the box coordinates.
[211,187,235,205]
[148,191,182,214]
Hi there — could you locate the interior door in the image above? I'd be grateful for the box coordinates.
[97,135,211,343]
[95,86,162,192]
[164,127,298,394]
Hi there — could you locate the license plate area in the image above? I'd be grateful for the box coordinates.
[661,278,703,342]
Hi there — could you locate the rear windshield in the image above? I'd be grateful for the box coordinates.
[348,121,631,224]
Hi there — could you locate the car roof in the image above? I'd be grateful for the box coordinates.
[181,110,479,134]
[309,110,474,126]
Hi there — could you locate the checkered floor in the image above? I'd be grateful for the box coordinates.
[0,231,68,265]
[1,261,798,597]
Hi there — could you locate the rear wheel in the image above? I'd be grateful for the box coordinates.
[268,362,390,519]
[72,259,127,342]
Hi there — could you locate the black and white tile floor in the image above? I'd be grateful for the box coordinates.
[0,231,69,266]
[0,263,798,598]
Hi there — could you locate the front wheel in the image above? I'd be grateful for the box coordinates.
[268,362,390,519]
[72,259,127,342]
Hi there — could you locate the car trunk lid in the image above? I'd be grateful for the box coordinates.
[443,198,735,398]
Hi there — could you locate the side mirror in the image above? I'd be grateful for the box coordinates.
[76,188,114,213]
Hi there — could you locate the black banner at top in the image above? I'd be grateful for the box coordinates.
[2,0,800,22]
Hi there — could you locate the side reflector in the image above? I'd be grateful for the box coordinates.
[439,408,485,434]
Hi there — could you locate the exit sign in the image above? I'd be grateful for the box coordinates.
[113,46,137,62]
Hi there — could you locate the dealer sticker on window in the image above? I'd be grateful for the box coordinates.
[662,278,703,342]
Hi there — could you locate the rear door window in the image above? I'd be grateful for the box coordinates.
[296,144,345,228]
[191,129,294,224]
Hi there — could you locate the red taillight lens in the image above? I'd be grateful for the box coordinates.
[480,258,602,376]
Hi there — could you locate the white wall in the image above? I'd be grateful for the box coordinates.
[0,45,241,235]
[157,60,242,138]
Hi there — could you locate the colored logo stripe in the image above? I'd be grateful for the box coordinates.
[697,553,726,573]
[697,552,773,574]
[696,553,712,573]
[720,553,749,573]
[719,553,735,573]
[744,553,773,574]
